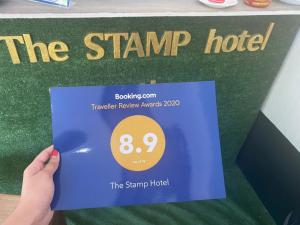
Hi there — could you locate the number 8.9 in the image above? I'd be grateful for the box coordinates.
[119,133,158,154]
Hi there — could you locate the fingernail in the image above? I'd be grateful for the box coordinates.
[52,149,59,157]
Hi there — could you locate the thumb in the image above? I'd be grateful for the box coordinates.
[43,149,60,176]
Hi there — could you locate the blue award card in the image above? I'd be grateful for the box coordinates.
[50,81,226,210]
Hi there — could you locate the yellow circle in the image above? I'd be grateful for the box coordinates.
[110,115,166,171]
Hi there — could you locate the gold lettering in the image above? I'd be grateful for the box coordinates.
[123,32,145,58]
[171,31,191,56]
[261,22,275,50]
[84,33,105,60]
[104,33,129,59]
[247,34,264,51]
[48,41,69,62]
[0,36,24,64]
[204,29,222,54]
[222,35,239,53]
[237,31,250,52]
[146,31,173,56]
[23,34,50,63]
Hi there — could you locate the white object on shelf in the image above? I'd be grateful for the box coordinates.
[30,0,71,7]
[198,0,238,9]
[280,0,300,5]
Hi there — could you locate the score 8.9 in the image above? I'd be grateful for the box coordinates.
[119,133,158,154]
[110,115,166,171]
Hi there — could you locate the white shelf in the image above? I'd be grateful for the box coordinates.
[0,0,299,17]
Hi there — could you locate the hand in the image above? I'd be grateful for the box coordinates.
[3,145,60,225]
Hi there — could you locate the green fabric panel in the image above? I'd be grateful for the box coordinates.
[0,15,299,225]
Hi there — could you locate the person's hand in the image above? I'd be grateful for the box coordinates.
[20,145,60,224]
[3,145,60,225]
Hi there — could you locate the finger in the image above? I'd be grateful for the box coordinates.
[35,145,54,163]
[43,149,60,176]
[24,145,54,176]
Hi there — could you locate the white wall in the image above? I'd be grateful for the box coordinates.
[262,28,300,151]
